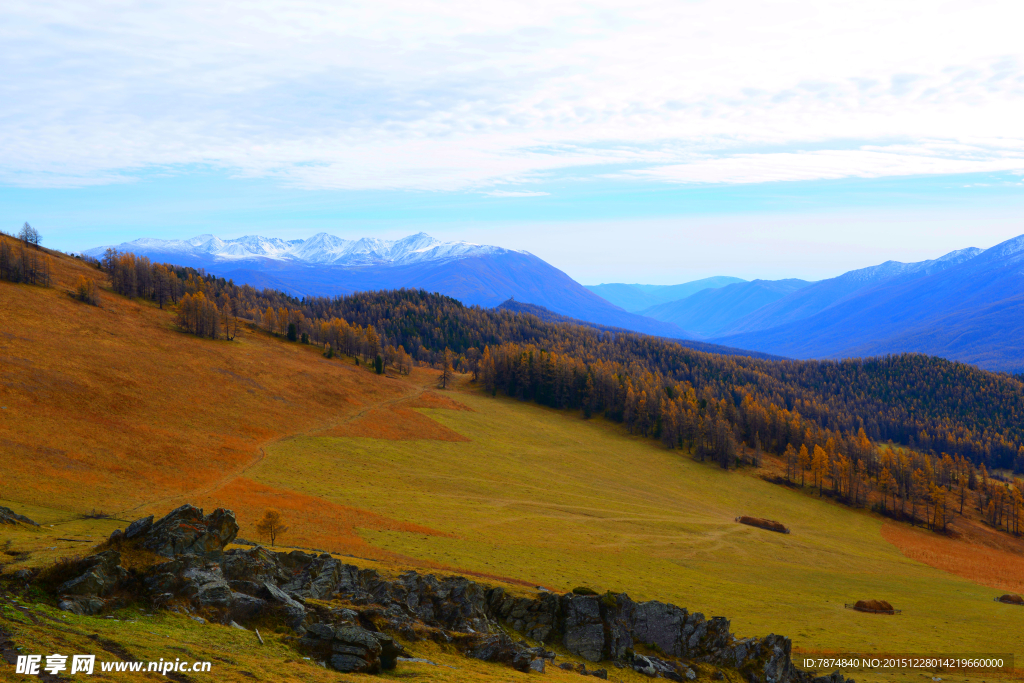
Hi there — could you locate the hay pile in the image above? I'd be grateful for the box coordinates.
[737,516,789,534]
[997,594,1024,605]
[854,600,894,612]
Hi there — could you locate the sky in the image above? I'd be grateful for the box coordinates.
[2,0,1023,283]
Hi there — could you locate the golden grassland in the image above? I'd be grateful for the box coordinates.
[2,247,1023,682]
[0,243,413,517]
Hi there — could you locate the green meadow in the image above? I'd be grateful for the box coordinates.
[253,387,1023,681]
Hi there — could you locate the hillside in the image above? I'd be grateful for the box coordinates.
[639,279,811,337]
[586,277,746,312]
[3,245,1024,682]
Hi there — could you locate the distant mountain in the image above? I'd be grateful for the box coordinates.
[496,299,786,360]
[87,231,508,267]
[640,279,812,337]
[720,247,983,336]
[587,277,746,312]
[712,237,1024,371]
[87,232,694,340]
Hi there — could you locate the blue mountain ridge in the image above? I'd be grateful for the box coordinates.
[711,236,1024,371]
[639,279,812,338]
[586,277,746,312]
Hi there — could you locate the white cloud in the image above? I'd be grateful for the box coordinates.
[2,0,1024,189]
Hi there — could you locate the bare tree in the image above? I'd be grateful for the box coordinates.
[440,347,454,389]
[18,222,40,249]
[256,509,289,546]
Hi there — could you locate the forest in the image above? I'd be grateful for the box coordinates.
[64,247,1024,535]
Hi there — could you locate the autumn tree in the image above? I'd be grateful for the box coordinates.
[221,301,239,340]
[440,347,454,389]
[256,509,289,546]
[74,275,100,305]
[798,445,810,486]
[812,444,828,496]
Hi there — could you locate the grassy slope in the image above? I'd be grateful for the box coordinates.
[2,248,1021,681]
[255,388,1023,668]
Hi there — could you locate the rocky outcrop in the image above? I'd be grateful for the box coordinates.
[298,621,405,673]
[57,551,126,597]
[42,506,851,683]
[138,505,238,558]
[0,506,38,526]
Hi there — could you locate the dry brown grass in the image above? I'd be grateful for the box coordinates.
[319,402,470,441]
[403,390,473,411]
[0,240,412,514]
[881,520,1024,594]
[195,476,449,557]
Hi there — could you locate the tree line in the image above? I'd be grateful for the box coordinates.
[0,226,52,286]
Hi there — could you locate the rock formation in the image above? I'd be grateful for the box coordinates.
[46,506,851,683]
[0,506,38,526]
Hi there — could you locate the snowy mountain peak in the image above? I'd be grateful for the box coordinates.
[85,232,523,267]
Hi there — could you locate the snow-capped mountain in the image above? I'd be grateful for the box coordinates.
[83,230,697,340]
[85,232,515,267]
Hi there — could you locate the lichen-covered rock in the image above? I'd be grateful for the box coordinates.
[562,594,605,662]
[181,565,233,607]
[299,622,404,673]
[138,505,238,558]
[58,551,126,597]
[632,600,688,656]
[125,515,154,539]
[222,545,289,585]
[57,596,108,615]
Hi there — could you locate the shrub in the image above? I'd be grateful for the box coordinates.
[571,586,598,596]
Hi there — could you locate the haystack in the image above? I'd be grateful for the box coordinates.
[997,594,1024,605]
[854,599,894,612]
[737,516,790,534]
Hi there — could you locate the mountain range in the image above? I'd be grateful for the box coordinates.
[708,239,1024,371]
[585,277,746,312]
[639,279,812,338]
[87,230,1024,371]
[85,232,694,340]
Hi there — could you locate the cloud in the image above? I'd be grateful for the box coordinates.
[626,145,1024,185]
[2,0,1024,190]
[483,190,551,197]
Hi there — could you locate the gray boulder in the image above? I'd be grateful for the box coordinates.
[138,505,238,558]
[299,622,404,673]
[631,600,688,656]
[562,594,605,662]
[57,596,108,615]
[261,580,306,628]
[58,551,126,597]
[125,515,153,539]
[0,506,38,526]
[181,565,233,607]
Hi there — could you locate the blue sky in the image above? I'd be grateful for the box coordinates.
[3,0,1024,283]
